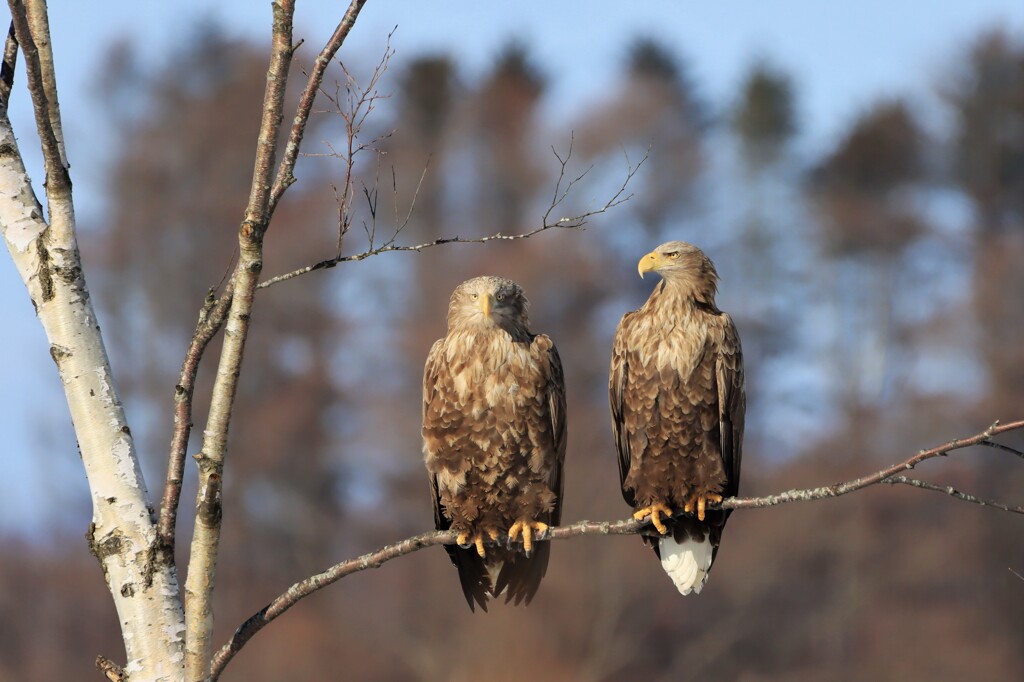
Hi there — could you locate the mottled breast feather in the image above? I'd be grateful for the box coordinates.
[423,322,566,611]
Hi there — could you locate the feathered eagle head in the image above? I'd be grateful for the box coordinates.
[637,240,719,304]
[447,276,529,333]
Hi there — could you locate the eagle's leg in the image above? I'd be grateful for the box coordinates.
[683,492,723,522]
[508,520,549,557]
[456,527,501,558]
[633,503,673,534]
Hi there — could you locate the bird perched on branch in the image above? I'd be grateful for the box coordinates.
[423,276,567,611]
[609,241,745,594]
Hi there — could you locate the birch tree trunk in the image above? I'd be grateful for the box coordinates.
[0,1,185,679]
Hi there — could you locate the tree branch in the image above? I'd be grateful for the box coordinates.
[23,0,66,168]
[183,2,298,679]
[157,286,233,560]
[255,145,649,290]
[210,419,1024,678]
[7,0,67,190]
[723,419,1023,510]
[879,476,1024,513]
[268,0,368,217]
[0,21,17,115]
[314,28,395,254]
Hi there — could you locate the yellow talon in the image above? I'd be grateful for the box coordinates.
[633,503,673,534]
[683,493,723,521]
[509,520,549,555]
[457,528,500,557]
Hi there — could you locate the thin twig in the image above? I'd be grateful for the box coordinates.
[211,419,1024,678]
[267,0,368,216]
[325,32,395,252]
[978,440,1024,460]
[879,476,1024,514]
[724,419,1024,510]
[255,147,649,290]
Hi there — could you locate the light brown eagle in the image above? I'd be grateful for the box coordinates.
[423,276,566,611]
[610,241,745,594]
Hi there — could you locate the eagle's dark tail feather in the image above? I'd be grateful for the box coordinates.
[446,545,491,613]
[493,542,550,607]
[447,543,550,612]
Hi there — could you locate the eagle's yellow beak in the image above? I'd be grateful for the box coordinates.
[637,251,660,278]
[480,294,491,318]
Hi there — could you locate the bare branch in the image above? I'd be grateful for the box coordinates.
[7,0,68,191]
[184,1,299,677]
[267,0,368,216]
[879,476,1024,514]
[0,22,17,114]
[978,439,1024,460]
[211,419,1024,677]
[23,0,66,167]
[725,418,1023,510]
[322,31,395,252]
[254,146,649,290]
[156,286,233,558]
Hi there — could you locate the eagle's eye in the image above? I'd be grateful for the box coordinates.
[666,251,680,259]
[470,293,479,301]
[495,293,505,302]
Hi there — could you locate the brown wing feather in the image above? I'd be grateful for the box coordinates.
[544,339,568,525]
[609,311,637,507]
[670,311,745,565]
[717,313,745,500]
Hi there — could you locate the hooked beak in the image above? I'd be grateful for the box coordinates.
[637,251,659,278]
[480,294,491,318]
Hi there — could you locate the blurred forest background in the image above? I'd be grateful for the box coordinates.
[2,15,1023,682]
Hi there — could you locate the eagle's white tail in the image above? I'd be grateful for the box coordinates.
[659,534,713,595]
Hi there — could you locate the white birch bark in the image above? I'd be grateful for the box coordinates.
[0,89,185,682]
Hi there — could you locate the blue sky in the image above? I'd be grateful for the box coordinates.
[1,1,1022,537]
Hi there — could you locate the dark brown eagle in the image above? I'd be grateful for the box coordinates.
[609,241,745,594]
[423,276,567,611]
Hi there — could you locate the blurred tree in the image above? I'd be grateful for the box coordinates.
[90,24,346,576]
[808,100,929,415]
[944,28,1024,652]
[943,29,1024,404]
[733,61,797,170]
[812,100,925,253]
[473,42,546,234]
[387,55,458,240]
[945,30,1024,233]
[576,38,706,237]
[726,60,819,454]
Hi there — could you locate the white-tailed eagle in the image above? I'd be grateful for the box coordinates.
[423,276,566,611]
[610,241,745,594]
